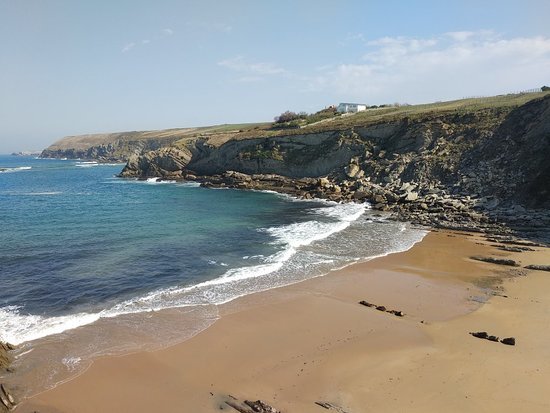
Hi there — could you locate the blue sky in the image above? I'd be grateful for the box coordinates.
[1,0,549,152]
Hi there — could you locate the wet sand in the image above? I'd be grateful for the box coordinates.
[20,231,550,412]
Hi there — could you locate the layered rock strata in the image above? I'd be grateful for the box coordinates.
[118,95,550,239]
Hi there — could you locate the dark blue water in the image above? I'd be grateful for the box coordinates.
[0,155,425,346]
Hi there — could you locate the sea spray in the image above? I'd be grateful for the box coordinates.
[0,155,427,397]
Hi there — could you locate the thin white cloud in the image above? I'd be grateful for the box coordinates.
[121,29,174,53]
[122,42,136,53]
[218,56,287,76]
[186,21,233,34]
[308,31,550,103]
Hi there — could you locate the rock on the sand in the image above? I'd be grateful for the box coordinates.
[525,264,550,272]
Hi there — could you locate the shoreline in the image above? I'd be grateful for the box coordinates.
[2,212,425,401]
[18,230,550,412]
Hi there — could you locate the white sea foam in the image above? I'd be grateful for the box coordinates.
[0,306,101,345]
[20,191,63,196]
[265,203,366,249]
[75,161,98,168]
[0,202,427,346]
[145,177,177,184]
[0,166,32,173]
[176,182,201,188]
[75,162,123,168]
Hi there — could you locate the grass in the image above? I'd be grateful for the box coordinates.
[50,91,550,151]
[189,91,549,147]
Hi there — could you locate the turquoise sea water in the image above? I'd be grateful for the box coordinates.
[0,154,426,394]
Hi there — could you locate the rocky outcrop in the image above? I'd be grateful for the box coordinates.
[524,264,550,272]
[119,147,192,178]
[40,130,189,161]
[470,256,520,267]
[121,131,367,178]
[1,342,16,412]
[0,342,14,372]
[118,94,550,238]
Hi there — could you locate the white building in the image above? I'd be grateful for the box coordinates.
[337,102,367,113]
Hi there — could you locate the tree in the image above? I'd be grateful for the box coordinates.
[542,86,550,92]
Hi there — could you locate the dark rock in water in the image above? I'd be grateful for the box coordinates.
[470,256,520,267]
[525,264,550,272]
[390,310,405,317]
[376,305,387,311]
[501,337,516,346]
[359,300,375,307]
[470,331,489,339]
[487,335,499,342]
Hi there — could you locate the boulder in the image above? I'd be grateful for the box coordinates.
[224,171,252,183]
[404,191,419,202]
[318,177,330,188]
[345,164,361,178]
[500,337,516,346]
[400,182,417,192]
[353,190,369,201]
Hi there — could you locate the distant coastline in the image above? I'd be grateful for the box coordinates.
[10,151,41,157]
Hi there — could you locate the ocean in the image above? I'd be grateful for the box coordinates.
[0,154,426,395]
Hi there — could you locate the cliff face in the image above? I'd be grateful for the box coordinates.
[120,131,368,178]
[120,95,550,209]
[40,129,194,161]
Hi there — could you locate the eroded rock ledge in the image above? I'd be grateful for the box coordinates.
[118,95,550,240]
[171,170,550,237]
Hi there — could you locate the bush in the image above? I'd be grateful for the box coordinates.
[274,111,301,123]
[542,86,550,92]
[273,107,338,128]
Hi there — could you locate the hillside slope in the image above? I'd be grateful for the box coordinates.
[39,123,268,161]
[118,93,550,238]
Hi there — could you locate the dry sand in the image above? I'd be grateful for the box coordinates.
[20,231,550,413]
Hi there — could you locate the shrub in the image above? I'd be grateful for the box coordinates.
[274,111,301,123]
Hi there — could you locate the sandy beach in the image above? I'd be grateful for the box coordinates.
[19,230,550,413]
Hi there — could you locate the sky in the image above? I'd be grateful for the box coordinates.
[1,0,549,153]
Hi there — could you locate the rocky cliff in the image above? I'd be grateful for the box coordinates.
[40,128,197,161]
[119,93,550,238]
